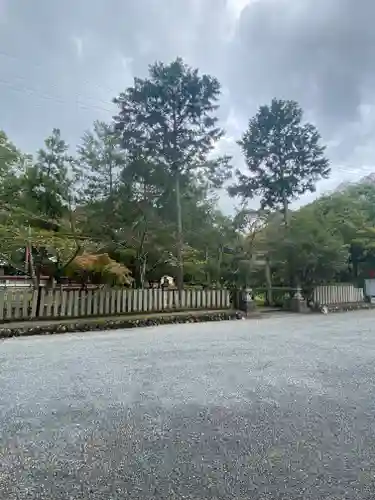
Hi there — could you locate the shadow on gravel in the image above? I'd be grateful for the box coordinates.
[1,393,374,499]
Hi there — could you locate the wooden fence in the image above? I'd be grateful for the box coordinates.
[313,284,364,306]
[0,287,232,322]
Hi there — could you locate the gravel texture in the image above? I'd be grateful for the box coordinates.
[1,311,375,499]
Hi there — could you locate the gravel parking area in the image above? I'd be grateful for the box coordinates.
[1,311,375,499]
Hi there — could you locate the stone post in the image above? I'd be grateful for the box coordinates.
[290,286,309,313]
[238,287,258,317]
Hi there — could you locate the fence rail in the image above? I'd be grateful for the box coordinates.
[0,287,232,323]
[313,284,364,306]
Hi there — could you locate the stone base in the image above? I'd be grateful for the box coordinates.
[242,306,261,318]
[290,297,310,313]
[0,311,243,339]
[324,302,375,313]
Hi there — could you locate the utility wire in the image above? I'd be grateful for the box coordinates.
[0,49,123,103]
[0,78,115,115]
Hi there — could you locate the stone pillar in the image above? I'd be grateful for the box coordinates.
[290,287,309,313]
[238,288,258,317]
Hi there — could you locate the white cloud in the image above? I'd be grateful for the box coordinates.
[71,36,84,59]
[0,0,6,21]
[226,0,252,19]
[224,0,252,39]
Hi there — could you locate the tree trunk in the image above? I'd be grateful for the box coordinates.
[26,226,39,289]
[265,257,273,306]
[175,171,184,290]
[283,196,289,227]
[217,245,223,285]
[140,257,146,286]
[283,195,295,287]
[353,259,358,279]
[134,255,147,288]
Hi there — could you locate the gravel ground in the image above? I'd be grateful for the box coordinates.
[1,312,375,499]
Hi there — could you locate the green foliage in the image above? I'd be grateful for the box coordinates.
[5,60,369,292]
[23,128,77,221]
[269,205,348,286]
[0,131,28,205]
[113,57,233,288]
[78,121,125,203]
[0,130,22,175]
[113,57,232,185]
[229,99,330,218]
[253,181,375,287]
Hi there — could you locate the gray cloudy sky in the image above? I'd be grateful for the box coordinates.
[1,0,375,212]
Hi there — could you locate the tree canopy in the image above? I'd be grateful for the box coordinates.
[0,58,370,292]
[229,99,330,224]
[113,58,232,288]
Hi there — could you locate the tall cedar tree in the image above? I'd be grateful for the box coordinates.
[78,121,125,204]
[25,128,77,224]
[229,99,330,225]
[113,57,232,289]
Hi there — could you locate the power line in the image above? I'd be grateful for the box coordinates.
[0,49,123,106]
[0,78,115,116]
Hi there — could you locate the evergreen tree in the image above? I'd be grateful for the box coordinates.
[78,121,125,204]
[113,57,232,288]
[25,128,77,221]
[229,98,330,225]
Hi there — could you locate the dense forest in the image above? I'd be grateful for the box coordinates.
[1,57,374,290]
